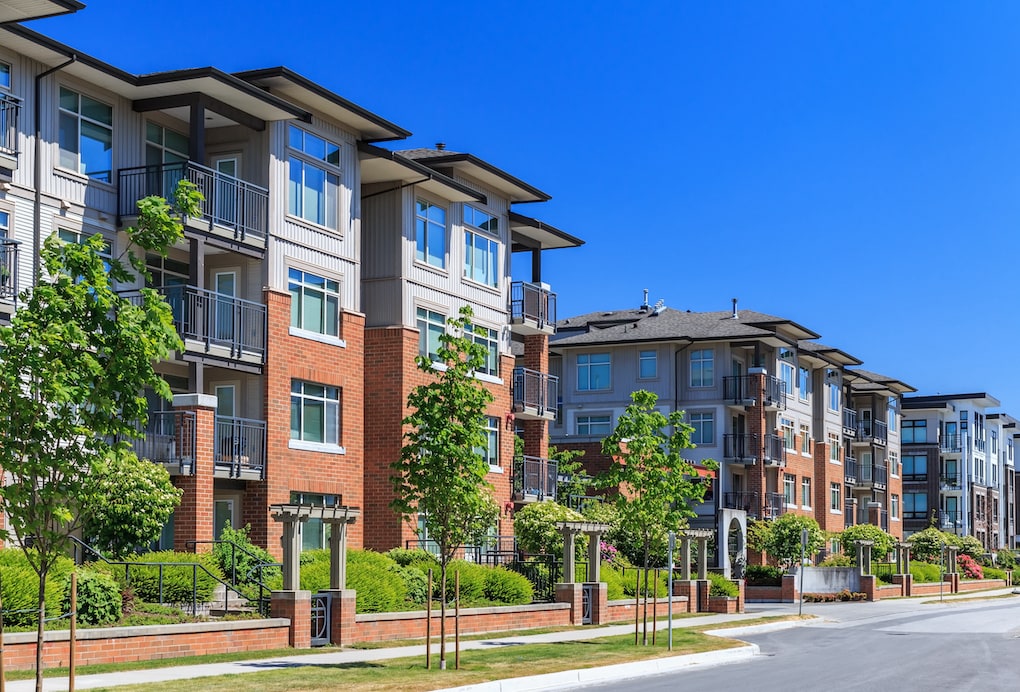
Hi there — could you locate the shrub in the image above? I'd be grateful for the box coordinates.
[392,564,428,604]
[744,564,783,586]
[443,560,488,603]
[983,567,1007,580]
[483,567,533,605]
[601,564,626,600]
[751,514,824,569]
[996,550,1017,570]
[910,562,942,583]
[957,554,983,579]
[951,535,983,559]
[0,550,73,627]
[385,548,438,567]
[98,551,224,603]
[839,525,896,562]
[907,526,946,563]
[621,567,668,598]
[347,550,406,613]
[513,502,586,557]
[63,569,122,625]
[707,572,738,598]
[818,554,853,567]
[213,524,280,588]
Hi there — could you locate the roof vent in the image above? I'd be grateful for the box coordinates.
[731,298,739,319]
[435,142,446,151]
[652,299,666,316]
[640,289,650,312]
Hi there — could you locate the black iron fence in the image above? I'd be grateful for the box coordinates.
[512,455,558,501]
[0,92,19,158]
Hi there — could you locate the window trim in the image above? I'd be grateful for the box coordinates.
[689,349,714,388]
[462,206,500,288]
[414,197,448,270]
[576,413,612,437]
[289,379,342,450]
[288,266,342,340]
[57,85,113,183]
[576,352,611,392]
[830,482,841,512]
[638,349,658,380]
[416,306,446,361]
[286,124,342,232]
[688,411,714,446]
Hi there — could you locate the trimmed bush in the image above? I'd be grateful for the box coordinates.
[839,524,896,562]
[96,551,224,603]
[744,564,783,586]
[0,550,73,627]
[983,566,1007,580]
[910,562,942,583]
[348,550,406,613]
[621,567,669,598]
[392,564,429,604]
[708,572,739,598]
[386,548,438,567]
[996,550,1017,570]
[443,560,488,603]
[601,564,626,600]
[483,567,533,605]
[818,554,853,567]
[63,569,121,625]
[213,524,280,588]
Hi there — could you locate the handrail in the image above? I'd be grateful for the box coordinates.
[185,539,282,615]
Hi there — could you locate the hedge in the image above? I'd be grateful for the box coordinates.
[0,550,73,627]
[94,551,224,603]
[708,572,739,598]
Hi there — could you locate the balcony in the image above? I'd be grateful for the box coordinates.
[856,507,889,531]
[1,238,20,304]
[214,415,266,480]
[512,367,557,421]
[723,491,758,514]
[0,92,20,170]
[941,472,962,490]
[509,281,556,335]
[763,492,785,520]
[118,162,269,251]
[842,408,858,439]
[940,509,964,532]
[844,456,859,485]
[762,375,787,410]
[132,410,197,475]
[844,501,858,525]
[941,433,963,454]
[723,375,756,407]
[974,437,986,453]
[856,419,888,446]
[722,433,785,467]
[859,464,888,489]
[512,455,558,502]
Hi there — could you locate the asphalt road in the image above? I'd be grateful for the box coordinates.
[577,596,1020,691]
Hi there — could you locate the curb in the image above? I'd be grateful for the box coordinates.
[434,644,760,692]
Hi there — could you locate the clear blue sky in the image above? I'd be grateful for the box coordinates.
[30,1,1020,413]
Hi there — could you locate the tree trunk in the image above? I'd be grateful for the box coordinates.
[35,566,47,692]
[642,539,650,646]
[439,560,447,670]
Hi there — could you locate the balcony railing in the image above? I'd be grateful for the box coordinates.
[723,433,784,466]
[845,501,858,525]
[843,408,858,438]
[512,367,557,420]
[0,92,20,160]
[763,433,785,466]
[941,472,962,489]
[723,491,758,514]
[763,492,785,520]
[940,510,964,530]
[974,437,986,452]
[763,375,787,409]
[860,464,888,487]
[118,161,269,245]
[857,419,888,444]
[512,455,558,501]
[1,238,20,301]
[844,456,859,485]
[214,415,266,479]
[855,507,889,531]
[132,410,197,475]
[723,375,754,404]
[509,281,556,332]
[941,433,963,453]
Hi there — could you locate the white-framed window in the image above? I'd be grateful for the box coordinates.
[780,362,794,397]
[800,424,811,454]
[690,349,713,387]
[799,367,810,400]
[577,353,610,391]
[830,483,841,511]
[891,494,900,520]
[291,492,341,550]
[58,87,112,182]
[287,125,340,230]
[889,450,900,477]
[689,412,714,445]
[145,122,188,165]
[783,473,796,506]
[829,433,841,463]
[638,350,657,379]
[828,376,840,411]
[416,307,445,360]
[801,478,811,508]
[888,396,898,433]
[289,268,340,337]
[0,61,10,90]
[463,206,499,287]
[415,199,446,268]
[468,323,499,377]
[290,380,340,446]
[0,210,9,239]
[478,415,500,468]
[577,414,612,436]
[781,418,795,451]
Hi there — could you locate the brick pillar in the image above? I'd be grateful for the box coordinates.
[867,502,882,533]
[948,572,960,593]
[521,333,550,460]
[696,579,710,612]
[327,589,357,646]
[555,582,584,624]
[893,573,913,597]
[860,574,878,601]
[587,582,609,624]
[672,580,695,613]
[781,573,797,603]
[172,393,216,552]
[736,579,745,613]
[271,590,312,648]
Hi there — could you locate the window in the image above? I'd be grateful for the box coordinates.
[290,380,340,445]
[904,493,928,520]
[690,349,713,387]
[992,430,998,455]
[577,353,610,391]
[289,268,340,337]
[891,494,899,520]
[889,451,900,477]
[828,380,840,412]
[689,412,714,445]
[888,396,898,432]
[0,61,10,90]
[781,418,795,451]
[902,420,927,444]
[638,350,657,379]
[145,122,188,165]
[829,432,841,463]
[288,125,340,230]
[783,473,796,506]
[58,87,112,182]
[415,199,446,268]
[477,416,499,468]
[0,210,8,239]
[416,307,445,360]
[799,367,810,400]
[145,252,189,288]
[57,227,112,269]
[291,492,341,550]
[800,424,811,454]
[801,478,811,507]
[577,414,611,436]
[463,206,499,287]
[780,362,794,397]
[830,483,841,511]
[468,323,499,377]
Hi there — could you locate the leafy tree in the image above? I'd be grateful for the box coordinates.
[839,524,896,562]
[750,513,824,569]
[390,305,499,670]
[908,526,948,563]
[598,389,717,644]
[0,181,200,691]
[549,445,590,507]
[513,501,586,558]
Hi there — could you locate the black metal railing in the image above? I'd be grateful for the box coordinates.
[185,539,281,616]
[763,375,787,409]
[723,433,757,461]
[0,92,20,159]
[214,415,267,479]
[843,408,858,436]
[723,375,753,403]
[763,433,785,466]
[723,491,758,513]
[118,161,269,244]
[941,433,963,452]
[512,367,558,417]
[844,501,857,525]
[0,238,20,301]
[133,410,197,475]
[763,492,785,519]
[880,510,889,532]
[509,281,556,330]
[508,554,560,603]
[860,464,888,487]
[974,437,986,452]
[844,456,859,484]
[940,510,963,530]
[941,472,962,489]
[858,419,888,444]
[512,455,558,501]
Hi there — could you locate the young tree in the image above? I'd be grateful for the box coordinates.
[0,182,200,691]
[749,513,825,569]
[598,389,718,644]
[391,305,499,670]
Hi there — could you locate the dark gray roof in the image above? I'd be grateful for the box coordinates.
[396,148,550,202]
[797,341,863,366]
[397,147,463,159]
[846,368,916,395]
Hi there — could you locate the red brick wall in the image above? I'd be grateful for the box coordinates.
[353,604,571,642]
[173,404,215,552]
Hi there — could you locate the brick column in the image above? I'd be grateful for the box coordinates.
[672,580,695,612]
[271,590,312,648]
[521,333,550,460]
[326,589,357,645]
[554,583,584,624]
[587,582,609,624]
[736,579,745,613]
[860,574,878,601]
[172,393,216,552]
[893,573,913,597]
[696,579,710,612]
[781,573,797,603]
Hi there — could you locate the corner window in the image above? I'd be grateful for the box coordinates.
[638,350,657,379]
[290,380,340,445]
[468,323,499,377]
[577,414,611,436]
[780,362,794,398]
[887,396,898,432]
[477,416,499,467]
[689,349,714,387]
[415,199,446,268]
[289,268,340,337]
[463,206,499,287]
[416,307,445,360]
[800,424,811,454]
[689,412,714,445]
[145,122,188,165]
[829,433,841,463]
[288,125,340,230]
[58,87,112,182]
[830,483,841,511]
[828,381,840,412]
[577,353,611,391]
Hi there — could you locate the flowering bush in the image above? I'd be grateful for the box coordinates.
[599,541,619,564]
[957,554,983,579]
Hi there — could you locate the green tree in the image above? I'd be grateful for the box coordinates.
[513,501,586,558]
[390,305,499,670]
[907,525,947,563]
[751,513,824,569]
[839,524,896,562]
[598,389,717,644]
[0,181,200,691]
[549,445,590,507]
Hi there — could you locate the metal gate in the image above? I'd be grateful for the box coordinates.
[311,592,331,646]
[581,583,594,625]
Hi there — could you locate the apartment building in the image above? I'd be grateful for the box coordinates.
[901,394,1018,551]
[548,298,912,572]
[0,4,581,557]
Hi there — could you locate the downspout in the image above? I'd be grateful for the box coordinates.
[33,55,77,281]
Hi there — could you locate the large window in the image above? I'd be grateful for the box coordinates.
[415,199,446,268]
[888,451,900,477]
[780,361,794,397]
[58,87,112,182]
[829,433,841,463]
[799,367,810,400]
[58,227,112,269]
[290,380,340,445]
[689,412,714,445]
[468,323,499,377]
[577,414,611,436]
[0,210,8,239]
[800,424,811,454]
[145,122,188,165]
[288,125,340,230]
[888,396,898,432]
[416,307,445,360]
[291,492,341,550]
[638,350,657,379]
[891,494,899,520]
[801,478,811,508]
[828,380,840,412]
[783,473,796,506]
[463,206,499,287]
[830,483,841,511]
[0,62,10,90]
[577,353,610,391]
[904,492,928,520]
[781,418,796,451]
[477,416,499,468]
[690,349,713,387]
[289,268,340,337]
[902,419,927,444]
